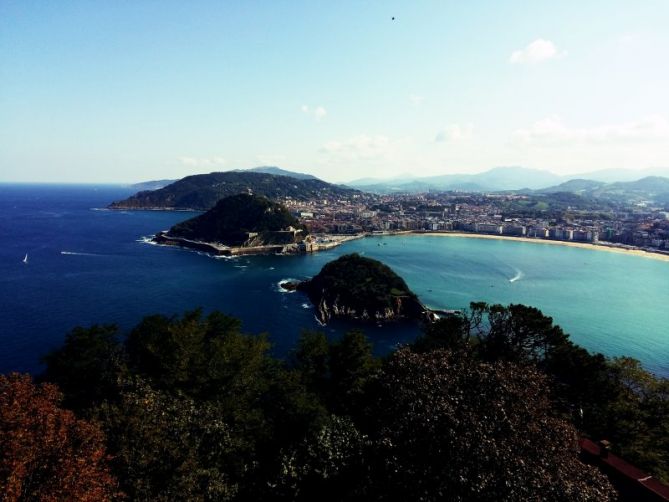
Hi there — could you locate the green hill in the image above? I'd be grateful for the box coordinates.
[110,171,361,210]
[168,194,305,247]
[297,253,424,323]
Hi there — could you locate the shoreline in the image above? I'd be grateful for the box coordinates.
[403,231,669,263]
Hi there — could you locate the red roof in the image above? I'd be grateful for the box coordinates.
[580,438,669,500]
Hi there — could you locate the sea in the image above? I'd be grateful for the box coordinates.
[1,184,668,377]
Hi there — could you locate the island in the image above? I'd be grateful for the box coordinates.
[152,193,356,256]
[283,253,431,324]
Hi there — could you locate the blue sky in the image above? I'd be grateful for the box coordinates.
[1,1,668,183]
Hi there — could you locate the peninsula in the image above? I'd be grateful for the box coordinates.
[152,193,354,256]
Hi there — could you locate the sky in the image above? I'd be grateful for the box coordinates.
[1,0,669,183]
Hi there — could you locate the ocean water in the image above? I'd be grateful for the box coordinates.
[1,184,668,376]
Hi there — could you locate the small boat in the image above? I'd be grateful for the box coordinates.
[22,253,28,264]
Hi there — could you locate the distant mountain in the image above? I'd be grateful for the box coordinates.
[573,168,669,183]
[130,179,176,191]
[235,166,319,180]
[110,171,361,210]
[348,167,563,193]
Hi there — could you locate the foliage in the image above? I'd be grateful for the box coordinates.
[32,299,669,499]
[109,171,360,210]
[366,349,617,501]
[0,373,119,501]
[414,301,669,484]
[168,194,305,246]
[95,378,241,501]
[40,324,126,412]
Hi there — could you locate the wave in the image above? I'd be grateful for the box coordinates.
[276,278,298,293]
[301,303,312,309]
[509,269,524,283]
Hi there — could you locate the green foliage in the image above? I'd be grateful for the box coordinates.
[34,301,669,499]
[169,194,305,246]
[41,324,126,411]
[366,349,617,501]
[109,171,360,210]
[96,378,242,501]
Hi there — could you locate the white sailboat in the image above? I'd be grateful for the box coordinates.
[22,253,28,264]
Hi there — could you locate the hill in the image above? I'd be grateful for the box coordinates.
[110,171,361,210]
[296,253,425,323]
[166,194,305,247]
[538,176,669,204]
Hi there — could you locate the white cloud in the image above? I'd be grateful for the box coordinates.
[409,94,425,105]
[178,156,227,167]
[320,134,392,161]
[509,39,566,64]
[301,104,327,121]
[435,124,474,143]
[513,115,669,145]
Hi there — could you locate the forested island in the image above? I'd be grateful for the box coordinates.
[283,254,427,323]
[2,258,668,500]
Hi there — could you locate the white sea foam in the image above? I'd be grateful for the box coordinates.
[301,303,311,309]
[509,269,524,283]
[277,278,298,293]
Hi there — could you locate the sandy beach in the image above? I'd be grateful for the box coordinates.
[407,231,669,263]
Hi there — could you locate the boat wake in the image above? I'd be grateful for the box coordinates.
[509,269,524,283]
[61,251,103,257]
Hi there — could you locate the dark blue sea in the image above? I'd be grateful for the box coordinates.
[1,184,668,376]
[0,184,421,374]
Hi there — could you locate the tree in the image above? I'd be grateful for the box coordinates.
[0,373,119,501]
[41,324,126,411]
[328,330,380,418]
[95,378,241,501]
[366,349,617,501]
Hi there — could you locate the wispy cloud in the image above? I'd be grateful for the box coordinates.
[178,156,227,167]
[512,115,669,145]
[256,154,287,165]
[509,39,566,64]
[320,134,391,160]
[301,104,327,121]
[409,94,425,106]
[435,124,474,143]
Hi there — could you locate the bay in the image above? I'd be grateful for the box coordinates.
[1,184,667,376]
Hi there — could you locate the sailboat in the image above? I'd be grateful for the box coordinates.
[22,253,28,264]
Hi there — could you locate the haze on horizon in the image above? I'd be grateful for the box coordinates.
[1,1,668,184]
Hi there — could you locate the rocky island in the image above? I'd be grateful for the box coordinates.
[154,193,311,256]
[284,253,429,324]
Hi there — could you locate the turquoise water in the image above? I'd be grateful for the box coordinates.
[344,235,669,375]
[1,184,667,376]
